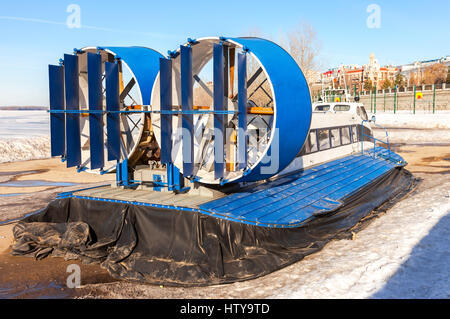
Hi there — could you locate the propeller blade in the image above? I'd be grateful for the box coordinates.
[232,66,262,101]
[119,78,136,104]
[193,74,213,98]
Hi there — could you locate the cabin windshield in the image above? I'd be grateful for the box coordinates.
[357,106,368,120]
[314,104,330,112]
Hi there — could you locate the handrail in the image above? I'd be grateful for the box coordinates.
[361,120,391,161]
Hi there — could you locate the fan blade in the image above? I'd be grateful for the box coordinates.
[231,67,262,101]
[247,67,263,88]
[119,78,136,104]
[193,74,213,98]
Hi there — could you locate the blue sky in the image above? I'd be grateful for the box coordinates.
[0,0,449,106]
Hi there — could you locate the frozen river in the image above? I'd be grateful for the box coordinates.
[0,110,49,138]
[0,111,50,163]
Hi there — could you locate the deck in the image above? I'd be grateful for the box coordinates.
[62,147,406,228]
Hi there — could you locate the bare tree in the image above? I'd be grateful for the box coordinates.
[279,22,322,84]
[409,72,419,86]
[240,22,322,103]
[422,63,447,84]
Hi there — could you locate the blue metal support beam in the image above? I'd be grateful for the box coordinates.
[180,45,194,177]
[160,58,173,164]
[87,52,104,169]
[63,54,81,168]
[116,158,129,187]
[213,43,225,180]
[237,52,248,170]
[166,162,185,192]
[48,64,65,157]
[105,61,121,162]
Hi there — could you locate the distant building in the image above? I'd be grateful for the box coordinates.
[398,56,450,85]
[321,53,398,91]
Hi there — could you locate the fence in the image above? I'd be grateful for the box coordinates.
[312,83,450,113]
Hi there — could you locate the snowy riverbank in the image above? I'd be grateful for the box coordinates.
[0,136,50,163]
[371,111,450,129]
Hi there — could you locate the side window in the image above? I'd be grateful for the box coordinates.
[309,130,318,153]
[351,125,358,142]
[334,104,350,112]
[314,104,330,112]
[297,145,307,157]
[318,129,330,150]
[298,135,310,157]
[341,126,351,145]
[330,128,341,147]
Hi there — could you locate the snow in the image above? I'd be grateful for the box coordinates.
[373,129,450,144]
[79,173,450,299]
[370,111,450,129]
[268,176,450,299]
[0,136,50,163]
[370,112,450,144]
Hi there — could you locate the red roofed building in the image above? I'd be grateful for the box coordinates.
[321,53,398,91]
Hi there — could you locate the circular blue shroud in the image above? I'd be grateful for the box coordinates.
[229,37,312,182]
[106,40,311,183]
[103,46,164,105]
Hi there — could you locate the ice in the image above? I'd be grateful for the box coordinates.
[0,110,49,138]
[0,110,50,163]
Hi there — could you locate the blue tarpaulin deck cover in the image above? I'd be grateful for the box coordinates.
[200,147,407,227]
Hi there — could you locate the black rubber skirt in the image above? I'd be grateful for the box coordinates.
[11,168,415,286]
